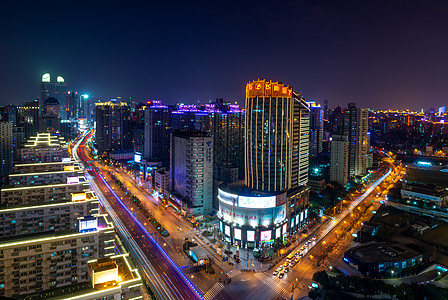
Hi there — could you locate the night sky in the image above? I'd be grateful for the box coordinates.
[2,0,448,110]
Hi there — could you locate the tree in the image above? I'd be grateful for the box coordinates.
[313,271,330,289]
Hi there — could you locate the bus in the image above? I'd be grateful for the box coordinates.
[286,253,295,263]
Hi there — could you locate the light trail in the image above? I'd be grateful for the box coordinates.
[74,130,203,300]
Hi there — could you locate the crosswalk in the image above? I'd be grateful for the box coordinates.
[254,273,290,299]
[226,269,241,278]
[204,282,224,300]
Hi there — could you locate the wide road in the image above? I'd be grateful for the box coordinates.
[75,130,203,300]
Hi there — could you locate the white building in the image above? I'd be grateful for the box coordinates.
[154,167,170,194]
[170,130,213,216]
[0,180,90,206]
[330,135,349,186]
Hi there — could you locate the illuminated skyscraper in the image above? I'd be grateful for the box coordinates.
[0,121,12,186]
[17,99,39,139]
[217,80,310,248]
[39,73,68,118]
[95,102,132,156]
[308,101,324,157]
[144,101,173,166]
[245,79,310,192]
[343,103,370,178]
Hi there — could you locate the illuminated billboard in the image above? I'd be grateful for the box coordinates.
[282,223,287,236]
[218,189,238,205]
[79,218,98,232]
[62,157,71,163]
[238,196,276,209]
[67,176,80,184]
[225,225,230,236]
[260,230,272,242]
[134,153,141,163]
[71,192,87,202]
[234,228,242,240]
[247,231,255,242]
[64,165,75,171]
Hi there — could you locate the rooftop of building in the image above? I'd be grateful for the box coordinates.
[22,254,141,300]
[22,132,66,148]
[219,181,285,197]
[405,167,448,188]
[345,242,422,264]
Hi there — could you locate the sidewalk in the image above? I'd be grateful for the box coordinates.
[196,220,327,273]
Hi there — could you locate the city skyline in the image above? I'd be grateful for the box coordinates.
[2,0,448,110]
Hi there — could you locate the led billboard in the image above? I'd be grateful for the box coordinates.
[260,230,272,242]
[247,231,255,242]
[234,228,242,240]
[238,196,276,209]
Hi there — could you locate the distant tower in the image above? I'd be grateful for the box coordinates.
[330,135,349,186]
[0,121,12,186]
[343,103,369,178]
[40,73,53,114]
[39,73,68,118]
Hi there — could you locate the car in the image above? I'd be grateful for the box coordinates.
[278,271,285,278]
[311,236,317,241]
[299,253,304,258]
[273,270,279,276]
[295,257,300,263]
[284,262,289,267]
[277,265,283,271]
[300,246,305,251]
[296,249,301,254]
[284,267,289,273]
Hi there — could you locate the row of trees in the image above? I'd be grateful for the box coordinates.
[312,270,448,300]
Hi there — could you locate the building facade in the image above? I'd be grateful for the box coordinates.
[15,133,69,164]
[0,121,12,186]
[308,101,324,157]
[170,130,214,216]
[244,80,309,192]
[95,102,132,156]
[330,135,349,186]
[143,101,173,166]
[218,79,310,249]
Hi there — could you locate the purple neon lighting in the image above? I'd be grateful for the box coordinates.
[91,169,204,299]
